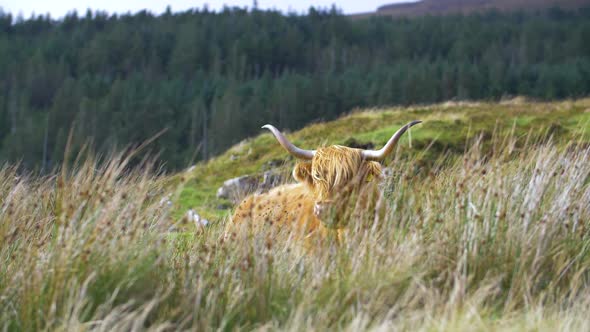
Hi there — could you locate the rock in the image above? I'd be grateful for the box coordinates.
[216,170,288,203]
[260,170,283,190]
[216,175,259,202]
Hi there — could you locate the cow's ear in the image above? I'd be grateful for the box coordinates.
[365,161,383,180]
[293,161,313,185]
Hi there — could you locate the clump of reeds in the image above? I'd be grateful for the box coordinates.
[1,133,589,331]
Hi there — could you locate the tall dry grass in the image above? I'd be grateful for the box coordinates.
[1,134,589,331]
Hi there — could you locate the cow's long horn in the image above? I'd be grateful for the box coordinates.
[262,125,315,160]
[361,120,422,161]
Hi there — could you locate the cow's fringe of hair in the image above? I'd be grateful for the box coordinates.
[310,146,367,200]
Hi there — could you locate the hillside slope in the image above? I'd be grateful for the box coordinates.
[177,98,590,221]
[353,0,590,18]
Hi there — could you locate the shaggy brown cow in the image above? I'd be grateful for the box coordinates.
[231,121,422,237]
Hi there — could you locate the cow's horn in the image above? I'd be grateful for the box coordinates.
[361,120,422,161]
[262,125,315,160]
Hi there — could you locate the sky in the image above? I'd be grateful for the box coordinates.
[0,0,413,18]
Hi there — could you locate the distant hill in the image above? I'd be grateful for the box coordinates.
[352,0,590,18]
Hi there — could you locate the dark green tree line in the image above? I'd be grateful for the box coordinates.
[0,6,589,171]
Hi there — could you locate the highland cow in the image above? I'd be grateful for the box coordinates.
[232,121,422,238]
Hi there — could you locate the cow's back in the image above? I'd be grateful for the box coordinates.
[231,183,322,233]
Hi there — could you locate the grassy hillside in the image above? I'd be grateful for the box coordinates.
[352,0,590,18]
[178,98,590,220]
[2,99,590,331]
